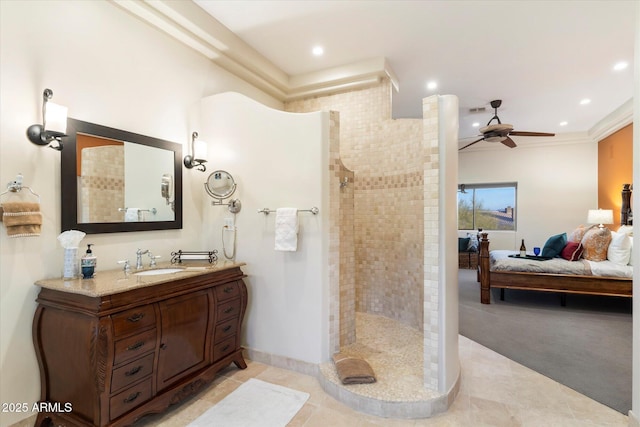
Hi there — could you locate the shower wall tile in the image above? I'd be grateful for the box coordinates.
[286,79,424,333]
[80,146,124,223]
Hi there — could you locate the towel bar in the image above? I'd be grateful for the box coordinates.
[257,207,319,215]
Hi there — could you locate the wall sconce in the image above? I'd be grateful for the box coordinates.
[587,209,614,229]
[183,131,207,172]
[26,88,68,151]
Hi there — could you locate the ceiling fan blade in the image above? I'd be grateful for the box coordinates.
[459,137,484,151]
[509,131,555,137]
[501,137,517,148]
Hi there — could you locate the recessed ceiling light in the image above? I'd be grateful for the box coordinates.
[559,121,568,126]
[613,61,628,71]
[426,81,437,90]
[472,122,480,127]
[580,98,591,105]
[312,46,324,56]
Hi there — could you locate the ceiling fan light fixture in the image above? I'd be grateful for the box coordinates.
[479,123,513,135]
[485,136,507,143]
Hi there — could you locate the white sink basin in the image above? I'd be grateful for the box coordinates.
[134,268,184,276]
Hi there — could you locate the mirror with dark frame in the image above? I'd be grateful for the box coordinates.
[61,118,183,234]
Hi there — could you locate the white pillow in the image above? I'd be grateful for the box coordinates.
[617,225,633,236]
[629,238,633,266]
[607,231,631,265]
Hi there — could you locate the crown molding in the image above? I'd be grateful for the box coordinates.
[111,0,398,102]
[588,98,634,142]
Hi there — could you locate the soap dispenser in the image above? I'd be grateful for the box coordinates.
[81,244,97,279]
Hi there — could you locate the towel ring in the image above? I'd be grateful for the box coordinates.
[0,174,40,203]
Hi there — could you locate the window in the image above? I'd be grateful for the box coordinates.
[458,183,517,231]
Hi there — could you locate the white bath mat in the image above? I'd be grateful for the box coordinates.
[187,378,309,427]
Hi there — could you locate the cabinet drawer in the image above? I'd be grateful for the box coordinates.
[217,298,241,322]
[110,377,152,420]
[112,305,156,337]
[213,336,236,361]
[111,353,154,393]
[214,281,240,301]
[114,329,157,365]
[214,318,238,343]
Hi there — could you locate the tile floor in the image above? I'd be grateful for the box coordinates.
[136,334,627,427]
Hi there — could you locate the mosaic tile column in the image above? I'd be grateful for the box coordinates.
[327,111,357,352]
[422,96,440,390]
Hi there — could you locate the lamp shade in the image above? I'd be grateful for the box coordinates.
[193,139,207,160]
[587,209,613,226]
[44,102,68,134]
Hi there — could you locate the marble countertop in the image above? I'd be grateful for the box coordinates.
[34,261,245,298]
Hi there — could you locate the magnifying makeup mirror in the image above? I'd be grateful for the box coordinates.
[204,170,241,213]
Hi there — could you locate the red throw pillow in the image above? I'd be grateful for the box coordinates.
[561,241,584,261]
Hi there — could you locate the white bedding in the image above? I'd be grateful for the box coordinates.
[490,250,632,278]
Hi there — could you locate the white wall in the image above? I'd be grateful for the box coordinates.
[0,2,281,426]
[438,95,461,393]
[458,136,598,250]
[198,92,330,365]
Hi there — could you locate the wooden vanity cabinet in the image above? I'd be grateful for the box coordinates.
[32,266,247,427]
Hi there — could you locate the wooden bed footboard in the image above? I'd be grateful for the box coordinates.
[478,233,632,304]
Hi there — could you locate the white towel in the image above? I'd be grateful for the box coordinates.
[124,208,139,222]
[275,208,298,251]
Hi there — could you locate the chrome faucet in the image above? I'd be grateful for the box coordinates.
[148,251,161,267]
[136,249,149,270]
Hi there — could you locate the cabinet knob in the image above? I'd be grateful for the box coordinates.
[160,343,167,350]
[224,307,234,314]
[223,286,234,293]
[223,325,232,332]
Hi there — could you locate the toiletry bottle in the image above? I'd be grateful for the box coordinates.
[81,244,97,279]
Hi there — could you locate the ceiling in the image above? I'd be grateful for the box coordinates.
[185,0,638,141]
[191,1,635,142]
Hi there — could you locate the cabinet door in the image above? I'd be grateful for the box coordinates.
[157,290,211,391]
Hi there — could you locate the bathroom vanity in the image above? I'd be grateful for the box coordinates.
[32,262,247,427]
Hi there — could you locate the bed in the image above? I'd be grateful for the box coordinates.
[478,184,633,305]
[478,234,632,304]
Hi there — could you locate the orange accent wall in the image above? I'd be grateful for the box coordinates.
[598,123,633,227]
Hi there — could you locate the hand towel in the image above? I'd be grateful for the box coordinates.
[1,202,42,237]
[124,208,139,222]
[332,353,376,385]
[274,208,298,251]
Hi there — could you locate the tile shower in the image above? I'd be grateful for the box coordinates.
[286,82,456,415]
[286,79,425,348]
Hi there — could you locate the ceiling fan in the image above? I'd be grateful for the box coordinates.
[459,100,555,150]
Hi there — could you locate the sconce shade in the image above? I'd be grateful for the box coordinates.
[587,209,613,228]
[193,139,207,160]
[45,102,68,134]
